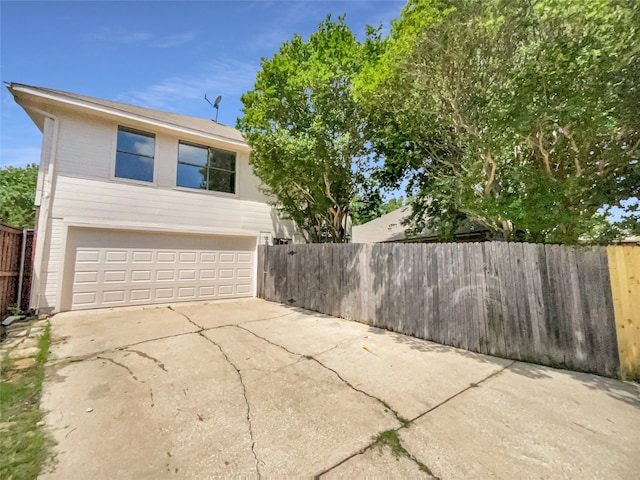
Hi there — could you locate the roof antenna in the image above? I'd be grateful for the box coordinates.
[204,94,222,123]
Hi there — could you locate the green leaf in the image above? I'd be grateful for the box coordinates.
[0,164,38,228]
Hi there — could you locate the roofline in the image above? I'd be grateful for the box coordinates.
[7,83,250,151]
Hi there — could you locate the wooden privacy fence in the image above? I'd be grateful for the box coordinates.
[0,223,34,318]
[257,242,640,379]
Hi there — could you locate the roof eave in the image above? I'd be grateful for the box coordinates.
[8,83,250,152]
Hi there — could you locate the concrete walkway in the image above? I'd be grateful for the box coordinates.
[40,299,640,478]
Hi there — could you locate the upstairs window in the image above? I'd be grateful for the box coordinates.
[115,126,155,182]
[177,142,236,194]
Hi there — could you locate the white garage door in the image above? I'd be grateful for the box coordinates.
[66,228,255,310]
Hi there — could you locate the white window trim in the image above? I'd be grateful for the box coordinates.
[173,185,239,198]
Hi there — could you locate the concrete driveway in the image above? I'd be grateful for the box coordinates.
[41,299,639,479]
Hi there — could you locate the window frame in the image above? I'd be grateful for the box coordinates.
[113,126,156,184]
[176,141,237,195]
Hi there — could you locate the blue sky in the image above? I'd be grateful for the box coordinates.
[1,0,405,168]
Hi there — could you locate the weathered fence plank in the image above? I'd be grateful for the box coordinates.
[483,242,504,356]
[512,243,531,362]
[495,243,516,359]
[435,244,448,346]
[542,245,565,367]
[591,248,619,377]
[471,244,486,354]
[422,244,435,341]
[414,244,427,339]
[463,244,475,352]
[258,242,622,377]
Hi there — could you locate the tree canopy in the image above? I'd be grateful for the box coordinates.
[237,16,382,242]
[355,0,640,244]
[0,164,38,229]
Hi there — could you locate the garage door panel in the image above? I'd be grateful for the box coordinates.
[238,253,252,263]
[178,287,196,299]
[156,270,175,281]
[200,252,217,263]
[130,289,152,301]
[157,252,176,263]
[105,251,128,263]
[237,268,252,279]
[76,250,100,263]
[179,269,197,280]
[179,252,197,263]
[218,285,235,296]
[102,290,125,303]
[154,288,174,300]
[199,269,216,280]
[131,270,152,282]
[219,253,235,263]
[74,271,98,284]
[132,251,153,263]
[72,292,97,306]
[198,286,216,297]
[68,229,255,310]
[219,269,235,279]
[104,270,127,283]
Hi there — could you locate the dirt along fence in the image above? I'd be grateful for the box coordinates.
[257,242,640,380]
[0,223,34,318]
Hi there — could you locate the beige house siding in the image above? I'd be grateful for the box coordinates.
[50,175,276,234]
[54,112,112,179]
[40,218,64,310]
[9,83,299,312]
[52,109,267,203]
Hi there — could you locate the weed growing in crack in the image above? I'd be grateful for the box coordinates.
[380,400,410,428]
[304,355,314,360]
[372,430,435,477]
[488,367,508,379]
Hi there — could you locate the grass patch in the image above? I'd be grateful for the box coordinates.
[0,324,54,480]
[372,429,434,476]
[373,430,407,458]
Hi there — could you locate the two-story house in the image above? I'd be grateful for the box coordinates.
[6,83,299,313]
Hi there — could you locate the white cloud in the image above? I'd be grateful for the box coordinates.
[88,27,153,44]
[88,27,196,48]
[155,32,196,48]
[116,60,258,112]
[0,146,41,168]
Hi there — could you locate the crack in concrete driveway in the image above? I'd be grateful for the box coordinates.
[39,299,640,479]
[194,328,263,478]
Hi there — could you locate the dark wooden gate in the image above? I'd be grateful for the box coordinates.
[0,223,34,317]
